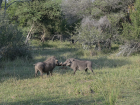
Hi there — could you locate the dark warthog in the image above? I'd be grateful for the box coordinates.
[63,58,94,75]
[34,56,61,78]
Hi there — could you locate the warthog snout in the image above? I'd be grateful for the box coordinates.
[62,60,71,66]
[56,62,63,66]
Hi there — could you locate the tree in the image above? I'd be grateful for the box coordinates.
[0,0,2,10]
[7,0,64,41]
[73,16,110,50]
[62,0,135,51]
[122,0,140,41]
[118,0,140,56]
[61,0,92,24]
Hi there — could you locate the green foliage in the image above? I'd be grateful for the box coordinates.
[122,0,140,41]
[63,0,134,51]
[73,25,102,50]
[2,0,138,55]
[0,12,32,61]
[6,0,23,23]
[9,0,64,39]
[0,22,23,47]
[1,44,32,61]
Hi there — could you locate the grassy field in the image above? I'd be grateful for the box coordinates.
[0,40,140,105]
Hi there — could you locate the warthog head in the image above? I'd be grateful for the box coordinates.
[55,60,63,66]
[62,59,72,66]
[55,60,59,66]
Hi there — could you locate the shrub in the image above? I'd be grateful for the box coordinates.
[0,45,32,61]
[0,12,32,61]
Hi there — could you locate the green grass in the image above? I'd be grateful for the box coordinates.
[0,40,140,105]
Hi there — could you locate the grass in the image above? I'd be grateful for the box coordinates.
[0,40,140,105]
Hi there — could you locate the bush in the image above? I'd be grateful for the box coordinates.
[0,45,32,61]
[0,12,32,61]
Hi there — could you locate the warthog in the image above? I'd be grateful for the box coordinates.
[63,58,94,74]
[34,56,61,78]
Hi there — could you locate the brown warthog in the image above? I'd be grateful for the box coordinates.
[63,58,94,75]
[34,56,61,78]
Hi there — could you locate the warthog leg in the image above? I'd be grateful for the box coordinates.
[50,71,53,76]
[35,69,38,77]
[85,68,88,72]
[73,68,77,75]
[40,71,43,78]
[88,67,94,74]
[46,71,49,77]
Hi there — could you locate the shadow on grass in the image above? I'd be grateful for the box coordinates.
[90,57,130,69]
[3,95,105,105]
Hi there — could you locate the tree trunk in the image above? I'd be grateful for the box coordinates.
[98,41,101,51]
[25,24,34,45]
[0,0,2,10]
[108,38,111,49]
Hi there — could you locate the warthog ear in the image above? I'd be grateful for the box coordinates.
[70,58,75,61]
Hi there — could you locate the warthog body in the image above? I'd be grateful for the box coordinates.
[34,56,60,78]
[63,58,94,74]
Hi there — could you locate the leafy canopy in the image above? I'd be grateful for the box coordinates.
[122,0,140,41]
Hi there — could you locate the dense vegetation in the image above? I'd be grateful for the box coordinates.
[0,0,140,105]
[0,0,139,58]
